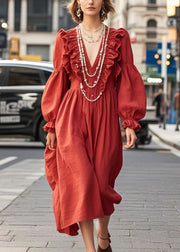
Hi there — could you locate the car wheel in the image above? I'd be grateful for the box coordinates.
[39,119,47,146]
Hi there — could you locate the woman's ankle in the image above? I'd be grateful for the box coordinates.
[86,249,96,252]
[97,228,109,237]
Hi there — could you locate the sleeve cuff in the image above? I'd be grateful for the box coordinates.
[43,121,55,133]
[122,119,141,132]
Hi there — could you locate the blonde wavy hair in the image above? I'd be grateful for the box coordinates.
[66,0,115,23]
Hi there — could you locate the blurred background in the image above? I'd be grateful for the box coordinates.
[0,0,179,146]
[0,0,180,117]
[0,0,179,117]
[0,2,180,251]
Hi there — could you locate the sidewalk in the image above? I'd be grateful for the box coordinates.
[149,124,180,150]
[0,146,180,251]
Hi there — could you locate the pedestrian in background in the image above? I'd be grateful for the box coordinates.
[152,88,164,127]
[174,89,180,125]
[41,0,146,251]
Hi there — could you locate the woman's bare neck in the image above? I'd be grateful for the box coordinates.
[81,16,102,32]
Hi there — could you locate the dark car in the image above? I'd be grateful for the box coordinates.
[0,60,53,145]
[0,60,158,147]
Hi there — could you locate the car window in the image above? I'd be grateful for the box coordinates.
[44,70,52,83]
[7,67,44,86]
[0,67,8,86]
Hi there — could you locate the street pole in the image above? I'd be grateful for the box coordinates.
[161,39,167,130]
[0,48,2,59]
[175,6,180,131]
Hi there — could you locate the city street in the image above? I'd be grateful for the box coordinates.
[0,136,180,252]
[0,0,180,251]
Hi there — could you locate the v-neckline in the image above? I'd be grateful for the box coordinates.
[78,25,107,70]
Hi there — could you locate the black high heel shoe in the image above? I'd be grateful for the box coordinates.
[97,232,112,252]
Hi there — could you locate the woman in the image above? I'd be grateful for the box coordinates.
[41,0,146,251]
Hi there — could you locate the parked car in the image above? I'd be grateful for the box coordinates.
[0,60,53,145]
[135,106,158,148]
[0,60,158,147]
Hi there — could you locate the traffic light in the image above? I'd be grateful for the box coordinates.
[146,43,176,75]
[154,53,161,65]
[0,31,7,49]
[154,52,174,67]
[0,19,8,49]
[166,53,171,66]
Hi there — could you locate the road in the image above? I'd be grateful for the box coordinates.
[0,137,180,252]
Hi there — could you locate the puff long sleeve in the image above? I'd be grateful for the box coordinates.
[117,29,146,131]
[41,30,69,133]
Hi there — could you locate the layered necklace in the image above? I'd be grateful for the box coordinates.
[80,23,104,43]
[76,23,109,102]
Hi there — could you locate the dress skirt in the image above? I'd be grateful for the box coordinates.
[41,25,146,236]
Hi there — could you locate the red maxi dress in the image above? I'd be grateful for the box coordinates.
[41,25,146,236]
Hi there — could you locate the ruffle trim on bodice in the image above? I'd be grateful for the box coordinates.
[59,26,126,92]
[105,28,126,84]
[60,29,81,79]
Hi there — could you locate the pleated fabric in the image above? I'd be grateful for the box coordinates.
[41,25,146,236]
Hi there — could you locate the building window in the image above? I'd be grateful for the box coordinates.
[58,0,76,30]
[27,0,53,32]
[0,0,8,22]
[146,42,157,50]
[147,19,157,38]
[148,0,156,4]
[147,0,157,10]
[27,45,50,61]
[147,32,157,38]
[15,0,21,31]
[147,19,157,28]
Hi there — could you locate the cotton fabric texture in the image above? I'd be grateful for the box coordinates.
[41,25,146,236]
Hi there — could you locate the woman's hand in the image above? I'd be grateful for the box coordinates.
[124,127,137,149]
[46,132,56,150]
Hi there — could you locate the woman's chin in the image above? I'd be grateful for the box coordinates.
[83,12,100,18]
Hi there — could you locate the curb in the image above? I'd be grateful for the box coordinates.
[149,128,180,151]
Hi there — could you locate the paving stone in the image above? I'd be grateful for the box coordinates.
[0,149,180,251]
[170,242,180,248]
[0,230,10,236]
[0,248,28,252]
[0,159,44,212]
[132,241,171,249]
[168,230,180,238]
[0,235,13,241]
[165,250,180,252]
[47,240,79,248]
[12,235,67,242]
[28,249,80,252]
[0,241,47,247]
[28,249,160,252]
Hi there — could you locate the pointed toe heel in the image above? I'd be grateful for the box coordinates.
[97,244,112,252]
[97,233,112,252]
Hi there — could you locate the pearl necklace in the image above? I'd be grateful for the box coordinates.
[76,25,109,102]
[80,83,103,102]
[77,24,106,87]
[81,31,102,43]
[81,23,104,43]
[81,23,103,33]
[78,24,105,78]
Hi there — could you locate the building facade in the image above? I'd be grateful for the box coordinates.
[0,0,76,61]
[111,0,169,105]
[1,0,168,66]
[112,0,168,72]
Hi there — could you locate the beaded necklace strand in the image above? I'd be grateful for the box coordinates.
[76,24,109,102]
[79,23,105,78]
[80,23,104,43]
